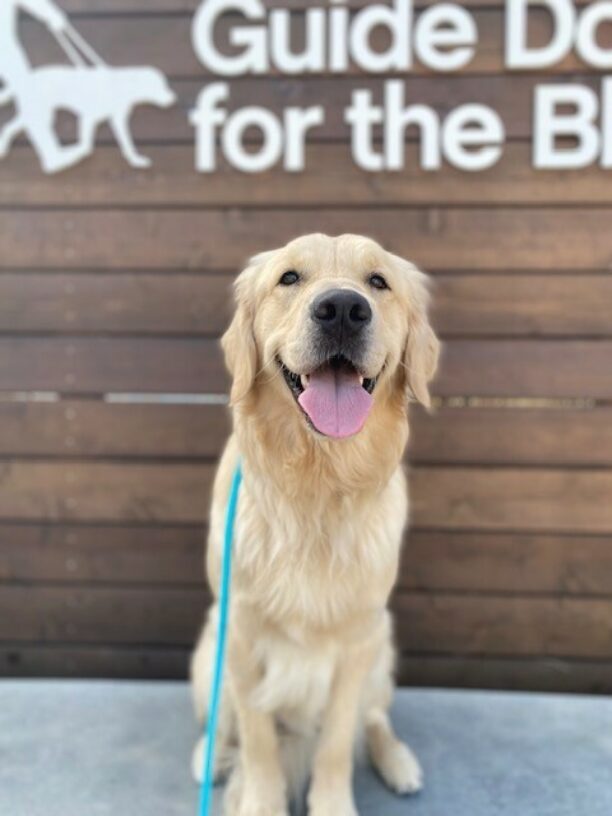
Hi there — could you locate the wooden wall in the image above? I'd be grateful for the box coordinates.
[1,0,611,692]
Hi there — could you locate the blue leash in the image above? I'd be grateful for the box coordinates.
[199,462,243,816]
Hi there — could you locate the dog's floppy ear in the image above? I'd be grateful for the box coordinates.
[221,251,275,405]
[392,256,440,410]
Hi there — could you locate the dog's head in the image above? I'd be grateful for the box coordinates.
[139,68,176,109]
[223,234,440,440]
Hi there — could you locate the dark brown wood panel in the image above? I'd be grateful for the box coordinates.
[2,208,612,271]
[2,272,610,337]
[397,655,612,695]
[22,10,599,77]
[438,340,612,399]
[2,585,612,659]
[0,643,190,681]
[7,144,612,208]
[0,401,610,467]
[410,406,612,467]
[0,272,234,335]
[395,594,612,658]
[0,585,206,645]
[0,337,227,394]
[0,461,214,523]
[2,337,611,397]
[412,467,612,534]
[2,644,609,693]
[59,0,593,14]
[0,401,230,458]
[400,531,612,595]
[0,461,609,533]
[0,524,205,585]
[3,522,612,597]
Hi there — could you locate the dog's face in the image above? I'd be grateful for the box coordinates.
[223,234,439,439]
[141,69,176,108]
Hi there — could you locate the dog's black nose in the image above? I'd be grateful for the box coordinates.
[311,289,372,337]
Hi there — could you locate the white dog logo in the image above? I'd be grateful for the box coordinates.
[0,0,176,173]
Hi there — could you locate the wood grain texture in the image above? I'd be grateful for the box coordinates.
[0,461,214,523]
[3,208,612,271]
[400,531,612,595]
[410,406,612,467]
[411,467,612,534]
[1,272,610,337]
[0,401,610,467]
[395,594,612,658]
[0,401,230,458]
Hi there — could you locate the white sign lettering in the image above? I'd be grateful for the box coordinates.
[1,0,611,174]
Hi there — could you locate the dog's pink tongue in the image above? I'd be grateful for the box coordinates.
[298,366,373,439]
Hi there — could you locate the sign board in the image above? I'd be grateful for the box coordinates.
[1,0,611,174]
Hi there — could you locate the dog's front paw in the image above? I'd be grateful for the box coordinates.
[377,741,423,795]
[223,770,288,816]
[308,788,358,816]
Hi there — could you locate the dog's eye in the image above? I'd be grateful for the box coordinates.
[368,273,389,291]
[279,271,300,286]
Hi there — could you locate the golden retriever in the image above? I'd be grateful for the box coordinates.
[191,233,440,816]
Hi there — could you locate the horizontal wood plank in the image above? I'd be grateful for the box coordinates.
[7,144,612,208]
[401,531,612,595]
[2,208,612,271]
[0,643,190,680]
[0,401,230,458]
[2,585,612,658]
[0,402,610,467]
[60,0,593,15]
[3,645,609,694]
[3,523,612,596]
[0,461,214,523]
[0,461,609,532]
[410,406,612,466]
[22,9,599,78]
[395,594,612,658]
[397,654,612,694]
[412,467,612,534]
[1,337,611,397]
[1,271,610,337]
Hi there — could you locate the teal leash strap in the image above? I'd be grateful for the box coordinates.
[199,462,242,816]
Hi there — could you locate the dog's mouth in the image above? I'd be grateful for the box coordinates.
[277,355,380,439]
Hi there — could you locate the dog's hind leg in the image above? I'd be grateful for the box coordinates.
[362,614,423,796]
[110,114,151,169]
[0,88,13,106]
[365,708,423,795]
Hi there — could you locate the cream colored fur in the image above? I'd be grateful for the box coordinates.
[191,234,440,816]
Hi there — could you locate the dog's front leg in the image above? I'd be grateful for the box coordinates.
[226,613,287,816]
[309,630,380,816]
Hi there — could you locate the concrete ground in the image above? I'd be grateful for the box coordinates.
[1,681,611,816]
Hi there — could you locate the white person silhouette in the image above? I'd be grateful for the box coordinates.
[0,0,176,173]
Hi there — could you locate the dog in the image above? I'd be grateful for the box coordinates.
[191,233,440,816]
[0,66,175,173]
